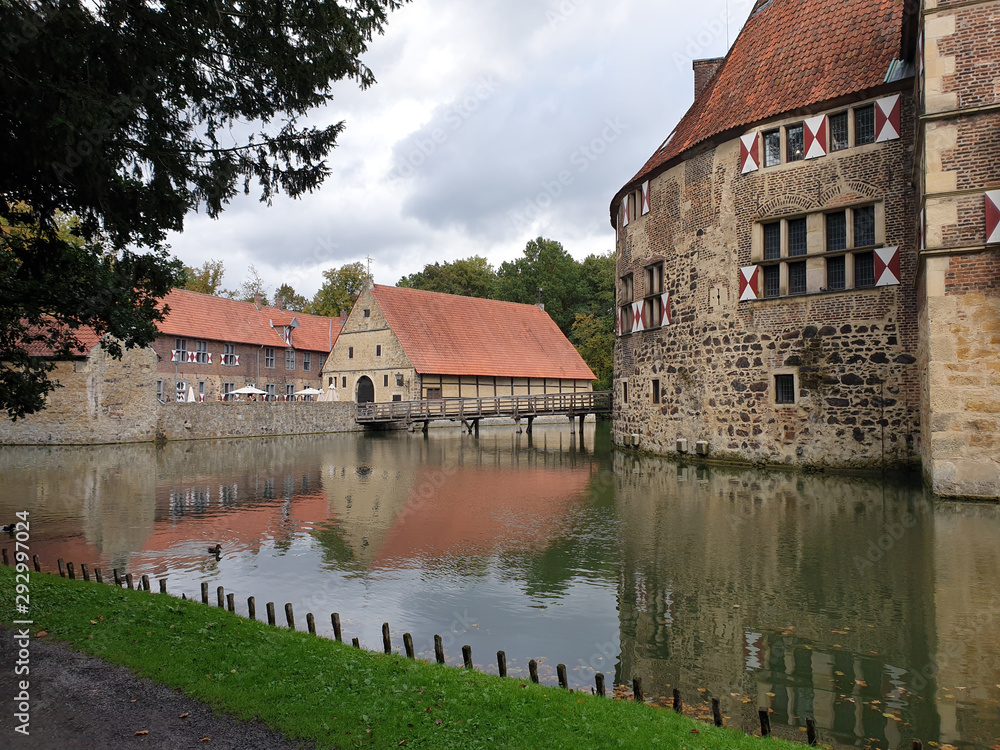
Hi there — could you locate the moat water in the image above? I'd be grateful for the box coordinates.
[1,424,998,749]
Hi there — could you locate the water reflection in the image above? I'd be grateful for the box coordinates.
[0,426,998,749]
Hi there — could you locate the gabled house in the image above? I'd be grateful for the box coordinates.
[321,285,595,403]
[152,289,343,402]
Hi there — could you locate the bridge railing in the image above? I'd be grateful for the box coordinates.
[356,391,612,423]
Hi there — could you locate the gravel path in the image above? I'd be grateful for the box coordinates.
[0,628,315,749]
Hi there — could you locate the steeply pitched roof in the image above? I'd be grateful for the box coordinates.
[370,285,596,380]
[611,0,905,223]
[20,320,103,357]
[157,289,342,352]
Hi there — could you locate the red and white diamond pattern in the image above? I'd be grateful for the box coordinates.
[641,181,651,215]
[986,190,1000,244]
[875,94,901,142]
[804,115,827,159]
[631,301,645,333]
[739,266,759,301]
[740,132,760,174]
[660,293,671,327]
[875,247,901,287]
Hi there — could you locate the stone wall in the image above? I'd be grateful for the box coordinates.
[0,344,360,445]
[614,88,921,472]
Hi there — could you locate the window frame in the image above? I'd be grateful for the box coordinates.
[651,379,660,405]
[303,352,311,371]
[785,122,805,162]
[223,343,237,366]
[774,374,796,405]
[285,348,296,370]
[619,273,635,334]
[264,348,276,369]
[223,382,235,401]
[762,129,781,167]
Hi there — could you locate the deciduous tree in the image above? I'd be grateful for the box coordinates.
[309,262,368,317]
[177,259,226,296]
[398,256,496,298]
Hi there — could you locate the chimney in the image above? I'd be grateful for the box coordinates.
[692,57,724,100]
[275,296,284,312]
[253,292,262,310]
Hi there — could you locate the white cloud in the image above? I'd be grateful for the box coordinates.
[166,0,749,298]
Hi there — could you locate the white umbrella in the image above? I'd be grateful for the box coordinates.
[186,385,197,402]
[232,385,267,395]
[294,387,323,396]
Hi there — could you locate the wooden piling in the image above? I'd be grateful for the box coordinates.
[382,622,391,654]
[200,582,209,604]
[497,650,507,678]
[712,698,724,727]
[217,586,225,608]
[159,579,167,594]
[141,574,150,591]
[331,613,342,642]
[595,673,606,698]
[266,602,276,626]
[912,742,922,750]
[95,567,103,584]
[227,593,235,613]
[758,709,771,737]
[1,548,8,566]
[247,597,256,621]
[529,659,539,684]
[81,563,90,582]
[673,688,682,714]
[114,568,122,586]
[125,573,133,589]
[352,637,361,649]
[632,677,643,703]
[284,603,295,630]
[306,613,316,635]
[557,664,568,689]
[58,558,66,577]
[403,633,414,659]
[32,555,40,573]
[462,645,473,670]
[67,562,75,579]
[806,717,817,746]
[434,635,445,664]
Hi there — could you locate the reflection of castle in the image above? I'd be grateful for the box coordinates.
[611,452,1000,748]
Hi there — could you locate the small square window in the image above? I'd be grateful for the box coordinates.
[396,373,404,386]
[763,265,781,298]
[763,129,781,167]
[788,218,807,257]
[855,104,876,145]
[788,261,807,295]
[827,256,846,290]
[348,346,354,359]
[855,251,876,287]
[786,123,805,162]
[392,394,402,402]
[830,112,849,151]
[854,205,876,247]
[376,344,382,357]
[652,379,660,404]
[763,222,781,260]
[363,309,371,318]
[328,377,334,386]
[826,212,847,252]
[775,374,795,405]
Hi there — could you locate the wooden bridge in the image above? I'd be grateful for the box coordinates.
[356,392,612,435]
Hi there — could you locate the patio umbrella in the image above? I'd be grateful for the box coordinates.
[186,385,197,402]
[294,387,323,396]
[232,385,267,395]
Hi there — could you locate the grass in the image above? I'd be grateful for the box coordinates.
[1,567,800,750]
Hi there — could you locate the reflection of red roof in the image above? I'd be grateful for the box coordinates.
[158,289,342,352]
[371,285,596,380]
[611,0,904,221]
[371,466,591,564]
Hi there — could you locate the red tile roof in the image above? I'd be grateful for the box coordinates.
[371,285,596,380]
[18,318,103,357]
[611,0,905,223]
[157,289,342,353]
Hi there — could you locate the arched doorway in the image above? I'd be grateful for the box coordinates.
[356,376,374,403]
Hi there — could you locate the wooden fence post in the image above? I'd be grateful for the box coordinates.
[67,562,75,579]
[462,645,473,669]
[159,579,167,594]
[114,568,122,586]
[632,677,643,703]
[227,593,235,613]
[284,603,295,630]
[58,559,65,577]
[94,567,102,584]
[352,637,361,649]
[125,573,133,589]
[32,555,40,573]
[247,597,256,621]
[529,659,539,684]
[306,613,316,635]
[595,673,606,697]
[382,622,391,654]
[712,698,724,727]
[201,582,209,604]
[266,602,276,626]
[217,586,225,608]
[434,635,445,664]
[557,664,568,689]
[806,717,817,745]
[673,688,682,714]
[141,574,150,591]
[497,651,507,678]
[758,709,771,737]
[331,613,342,642]
[81,564,90,581]
[403,633,414,659]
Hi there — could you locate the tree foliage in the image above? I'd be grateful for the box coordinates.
[0,0,405,419]
[177,259,226,296]
[398,256,495,298]
[493,238,584,333]
[223,265,270,306]
[274,283,309,312]
[308,262,368,317]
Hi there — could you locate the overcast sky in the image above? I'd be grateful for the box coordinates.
[165,0,753,298]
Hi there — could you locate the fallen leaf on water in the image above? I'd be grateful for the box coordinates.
[200,738,210,743]
[135,730,149,736]
[179,713,190,719]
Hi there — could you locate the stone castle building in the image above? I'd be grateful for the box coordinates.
[610,0,999,498]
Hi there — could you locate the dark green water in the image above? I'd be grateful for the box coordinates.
[1,423,997,749]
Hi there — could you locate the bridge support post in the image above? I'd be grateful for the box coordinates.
[578,413,586,440]
[473,419,479,436]
[422,421,429,434]
[526,416,534,435]
[514,416,522,434]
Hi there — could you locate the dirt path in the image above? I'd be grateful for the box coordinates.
[0,629,314,749]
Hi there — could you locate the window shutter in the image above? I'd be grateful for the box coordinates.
[660,293,671,327]
[615,308,621,337]
[207,353,213,364]
[188,351,198,363]
[986,190,1000,244]
[234,354,240,366]
[740,132,760,174]
[641,181,651,215]
[875,94,901,142]
[919,208,926,251]
[170,350,179,362]
[804,115,827,159]
[622,198,629,227]
[631,301,644,332]
[875,247,901,286]
[739,266,759,301]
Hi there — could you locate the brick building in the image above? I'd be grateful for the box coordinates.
[153,289,343,402]
[322,284,595,403]
[611,0,999,498]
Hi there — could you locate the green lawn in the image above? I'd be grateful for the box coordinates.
[1,567,801,750]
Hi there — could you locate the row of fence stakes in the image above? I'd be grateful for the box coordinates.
[7,551,945,747]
